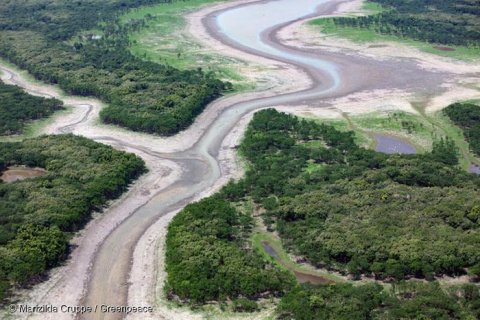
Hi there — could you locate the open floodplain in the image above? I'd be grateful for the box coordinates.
[0,0,479,319]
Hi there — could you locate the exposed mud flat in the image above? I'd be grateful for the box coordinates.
[0,166,47,183]
[276,9,480,115]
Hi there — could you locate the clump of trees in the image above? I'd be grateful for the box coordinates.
[273,182,480,280]
[224,109,479,280]
[277,282,480,319]
[444,102,480,156]
[0,0,229,135]
[0,134,146,302]
[165,108,480,313]
[165,197,294,305]
[0,80,63,135]
[332,0,480,47]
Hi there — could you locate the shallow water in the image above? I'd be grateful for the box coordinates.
[217,0,340,88]
[196,0,344,156]
[470,164,480,175]
[261,240,331,284]
[374,134,417,154]
[85,0,346,308]
[0,166,46,183]
[261,241,279,259]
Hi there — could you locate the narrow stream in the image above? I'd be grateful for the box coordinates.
[261,241,332,285]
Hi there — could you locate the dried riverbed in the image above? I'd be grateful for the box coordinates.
[0,0,478,319]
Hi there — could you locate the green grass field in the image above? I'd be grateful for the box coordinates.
[122,0,255,91]
[361,1,383,14]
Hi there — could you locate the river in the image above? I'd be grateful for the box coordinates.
[0,0,453,319]
[82,1,348,318]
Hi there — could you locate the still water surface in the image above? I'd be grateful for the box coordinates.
[217,0,340,89]
[374,134,417,154]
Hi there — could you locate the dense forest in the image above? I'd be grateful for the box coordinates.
[225,109,480,280]
[166,109,480,316]
[444,102,480,156]
[0,80,63,135]
[0,135,146,302]
[165,197,294,306]
[332,0,480,46]
[278,282,480,319]
[0,0,228,135]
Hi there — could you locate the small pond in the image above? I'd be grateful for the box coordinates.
[0,166,46,183]
[374,134,417,155]
[469,164,480,175]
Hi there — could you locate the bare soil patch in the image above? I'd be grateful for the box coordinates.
[0,166,46,183]
[433,46,456,52]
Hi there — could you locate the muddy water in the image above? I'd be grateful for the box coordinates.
[261,241,331,285]
[0,166,46,183]
[374,134,417,154]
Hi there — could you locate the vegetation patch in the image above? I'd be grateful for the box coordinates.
[165,197,294,306]
[310,0,480,60]
[0,134,146,302]
[0,80,63,136]
[444,102,480,157]
[124,0,254,92]
[165,109,480,316]
[0,0,229,135]
[222,109,479,280]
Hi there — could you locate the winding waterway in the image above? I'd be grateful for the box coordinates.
[0,0,457,319]
[83,1,349,318]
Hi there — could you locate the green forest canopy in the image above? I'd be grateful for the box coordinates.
[278,282,480,320]
[0,80,64,135]
[444,102,480,157]
[0,0,229,135]
[0,134,146,302]
[165,109,480,317]
[165,197,294,305]
[226,109,480,280]
[331,0,480,47]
